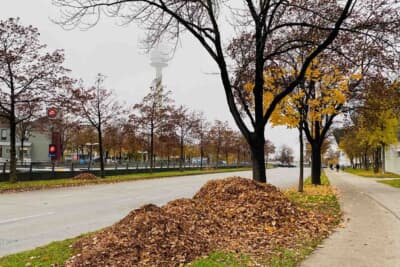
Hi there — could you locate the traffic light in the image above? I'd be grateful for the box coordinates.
[49,144,57,158]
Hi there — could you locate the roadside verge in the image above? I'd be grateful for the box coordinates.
[0,167,251,194]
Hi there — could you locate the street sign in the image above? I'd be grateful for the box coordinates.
[47,108,58,119]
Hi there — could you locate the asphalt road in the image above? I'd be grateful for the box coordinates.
[0,167,308,256]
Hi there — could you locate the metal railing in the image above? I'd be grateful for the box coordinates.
[0,160,252,182]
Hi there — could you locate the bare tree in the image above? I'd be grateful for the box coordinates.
[103,120,126,161]
[232,132,251,165]
[133,84,173,169]
[121,119,142,161]
[172,105,199,170]
[221,127,235,165]
[0,18,69,182]
[15,101,46,164]
[208,120,230,167]
[57,116,81,160]
[72,74,122,177]
[192,112,209,169]
[157,120,178,166]
[16,118,35,164]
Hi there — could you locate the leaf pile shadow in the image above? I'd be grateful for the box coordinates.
[65,177,337,266]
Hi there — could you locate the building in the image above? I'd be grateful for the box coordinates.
[338,150,351,167]
[0,119,52,163]
[385,142,400,175]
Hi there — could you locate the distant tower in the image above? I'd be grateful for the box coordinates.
[150,47,169,84]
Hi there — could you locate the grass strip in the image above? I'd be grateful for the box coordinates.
[344,168,400,178]
[0,237,77,267]
[189,252,252,267]
[377,179,400,188]
[304,171,331,186]
[266,173,341,266]
[0,167,251,194]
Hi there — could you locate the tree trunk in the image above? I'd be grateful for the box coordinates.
[20,138,25,164]
[382,144,386,174]
[298,127,304,192]
[216,145,220,168]
[311,143,322,185]
[179,134,184,171]
[89,145,93,161]
[9,115,17,183]
[200,144,204,169]
[373,148,379,173]
[98,126,105,178]
[363,152,368,170]
[249,134,266,183]
[7,61,17,182]
[150,123,154,171]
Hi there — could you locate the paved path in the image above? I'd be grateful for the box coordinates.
[301,170,400,267]
[0,167,307,256]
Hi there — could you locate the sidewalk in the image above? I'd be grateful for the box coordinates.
[301,169,400,267]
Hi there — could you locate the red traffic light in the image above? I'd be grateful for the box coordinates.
[49,144,57,154]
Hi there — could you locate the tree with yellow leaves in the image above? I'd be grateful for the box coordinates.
[257,58,361,185]
[340,77,400,172]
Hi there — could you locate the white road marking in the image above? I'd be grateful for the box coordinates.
[0,212,55,225]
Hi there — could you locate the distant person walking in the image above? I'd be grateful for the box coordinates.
[336,164,340,172]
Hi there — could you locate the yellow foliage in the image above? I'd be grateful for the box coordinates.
[243,58,362,130]
[268,61,357,127]
[244,82,254,92]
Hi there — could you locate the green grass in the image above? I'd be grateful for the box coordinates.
[268,241,319,267]
[0,171,341,267]
[272,172,341,267]
[377,179,400,188]
[286,173,341,219]
[268,248,299,267]
[344,168,400,189]
[344,168,400,178]
[0,237,78,267]
[190,252,253,267]
[0,167,251,193]
[286,187,340,218]
[304,171,330,186]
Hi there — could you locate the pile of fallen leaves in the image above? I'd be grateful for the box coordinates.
[72,173,98,180]
[65,177,337,266]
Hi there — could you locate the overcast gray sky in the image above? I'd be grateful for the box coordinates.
[0,0,299,158]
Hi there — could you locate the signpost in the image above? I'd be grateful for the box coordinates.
[47,107,61,162]
[49,144,57,159]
